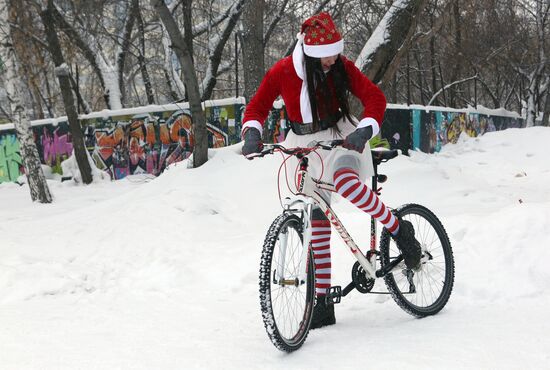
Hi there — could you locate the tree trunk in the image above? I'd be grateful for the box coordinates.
[135,0,155,105]
[117,0,137,106]
[242,0,265,102]
[161,23,186,100]
[40,2,93,184]
[0,1,52,202]
[525,71,539,127]
[70,66,91,114]
[51,4,122,110]
[449,0,461,107]
[152,0,208,168]
[201,0,245,101]
[353,0,428,116]
[429,8,438,105]
[356,0,429,84]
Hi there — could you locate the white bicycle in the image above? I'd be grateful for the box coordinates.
[251,140,455,352]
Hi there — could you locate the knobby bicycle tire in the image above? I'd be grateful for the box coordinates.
[379,204,455,317]
[259,213,315,352]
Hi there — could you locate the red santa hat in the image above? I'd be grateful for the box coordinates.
[301,12,344,58]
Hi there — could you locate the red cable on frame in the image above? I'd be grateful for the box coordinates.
[275,146,327,207]
[276,150,297,207]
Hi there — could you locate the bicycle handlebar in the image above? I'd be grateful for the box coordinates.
[246,140,344,159]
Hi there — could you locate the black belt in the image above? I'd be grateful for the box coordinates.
[289,111,342,135]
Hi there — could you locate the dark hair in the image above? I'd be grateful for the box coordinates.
[304,53,354,132]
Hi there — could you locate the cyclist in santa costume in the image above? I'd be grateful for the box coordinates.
[242,12,422,329]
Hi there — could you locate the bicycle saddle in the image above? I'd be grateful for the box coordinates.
[371,149,399,165]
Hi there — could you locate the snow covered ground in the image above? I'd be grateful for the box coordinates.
[1,127,549,369]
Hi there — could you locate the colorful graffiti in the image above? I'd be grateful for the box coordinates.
[266,105,525,155]
[410,110,524,153]
[265,107,289,143]
[0,101,527,183]
[88,109,230,179]
[0,100,244,183]
[39,125,73,174]
[204,103,243,145]
[0,134,22,182]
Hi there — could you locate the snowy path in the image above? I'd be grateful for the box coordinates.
[1,128,549,369]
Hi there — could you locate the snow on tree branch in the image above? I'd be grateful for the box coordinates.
[356,0,412,72]
[193,1,240,37]
[428,75,478,106]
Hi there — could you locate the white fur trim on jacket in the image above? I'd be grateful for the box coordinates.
[303,39,344,58]
[357,117,380,137]
[241,120,262,138]
[292,34,313,123]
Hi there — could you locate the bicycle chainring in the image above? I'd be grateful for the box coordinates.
[352,261,375,293]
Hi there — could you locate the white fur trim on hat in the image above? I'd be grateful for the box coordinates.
[357,117,380,137]
[303,39,344,58]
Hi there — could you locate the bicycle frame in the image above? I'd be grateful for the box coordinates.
[281,155,382,284]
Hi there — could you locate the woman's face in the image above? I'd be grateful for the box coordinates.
[320,55,338,72]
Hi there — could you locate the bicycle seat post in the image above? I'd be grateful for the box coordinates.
[371,159,379,192]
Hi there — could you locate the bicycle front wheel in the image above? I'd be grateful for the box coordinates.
[259,213,315,352]
[380,204,455,317]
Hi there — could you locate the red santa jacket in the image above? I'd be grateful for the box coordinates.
[242,53,386,137]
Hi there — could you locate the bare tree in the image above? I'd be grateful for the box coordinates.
[517,0,549,127]
[0,0,52,202]
[50,1,128,109]
[242,0,265,102]
[151,0,209,168]
[200,0,245,100]
[356,0,430,85]
[40,0,93,184]
[135,0,155,105]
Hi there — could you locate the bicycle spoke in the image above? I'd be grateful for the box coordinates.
[261,215,315,349]
[381,205,454,316]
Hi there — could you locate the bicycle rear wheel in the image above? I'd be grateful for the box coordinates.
[380,204,455,317]
[259,213,315,352]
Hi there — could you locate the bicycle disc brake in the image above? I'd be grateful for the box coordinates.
[352,261,375,293]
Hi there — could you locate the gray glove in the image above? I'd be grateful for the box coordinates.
[343,126,373,153]
[242,128,263,158]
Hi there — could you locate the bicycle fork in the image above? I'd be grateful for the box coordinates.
[275,196,315,287]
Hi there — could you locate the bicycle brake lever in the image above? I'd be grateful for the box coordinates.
[246,147,276,159]
[317,139,344,150]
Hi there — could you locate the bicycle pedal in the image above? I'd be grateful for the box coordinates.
[324,286,342,305]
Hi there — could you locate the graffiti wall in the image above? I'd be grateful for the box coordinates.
[0,98,526,184]
[263,104,525,155]
[84,109,231,180]
[0,99,245,183]
[410,109,525,153]
[381,108,412,155]
[0,134,22,182]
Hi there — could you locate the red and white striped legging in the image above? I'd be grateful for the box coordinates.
[312,167,399,296]
[311,219,332,296]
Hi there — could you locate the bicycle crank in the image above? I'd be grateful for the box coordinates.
[352,261,375,293]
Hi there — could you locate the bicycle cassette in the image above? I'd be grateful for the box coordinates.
[352,261,375,293]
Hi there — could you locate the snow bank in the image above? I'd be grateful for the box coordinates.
[0,127,549,369]
[60,151,110,184]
